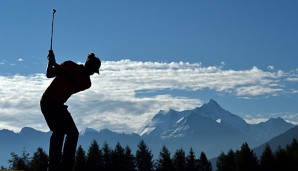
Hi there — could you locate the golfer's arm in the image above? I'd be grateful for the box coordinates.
[46,63,57,78]
[46,63,65,78]
[46,63,75,81]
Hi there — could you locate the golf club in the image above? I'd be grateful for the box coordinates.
[50,9,56,51]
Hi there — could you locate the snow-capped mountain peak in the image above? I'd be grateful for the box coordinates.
[203,99,221,108]
[140,99,251,138]
[139,108,191,136]
[80,128,98,135]
[192,99,248,129]
[139,99,294,145]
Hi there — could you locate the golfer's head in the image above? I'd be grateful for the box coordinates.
[85,53,101,75]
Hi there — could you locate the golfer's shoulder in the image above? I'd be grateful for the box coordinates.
[61,60,77,66]
[61,60,79,69]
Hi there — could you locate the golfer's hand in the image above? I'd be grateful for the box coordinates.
[47,50,56,66]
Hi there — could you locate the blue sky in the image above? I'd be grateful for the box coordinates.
[0,1,298,133]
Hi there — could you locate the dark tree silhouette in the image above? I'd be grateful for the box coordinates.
[235,143,259,171]
[197,152,212,171]
[124,145,137,171]
[86,140,103,171]
[136,140,154,171]
[8,149,30,170]
[156,145,174,171]
[111,142,126,170]
[216,149,236,171]
[185,148,198,171]
[75,145,86,171]
[30,147,49,171]
[286,138,298,170]
[259,144,274,171]
[102,142,113,171]
[7,138,298,171]
[173,148,186,171]
[275,146,291,171]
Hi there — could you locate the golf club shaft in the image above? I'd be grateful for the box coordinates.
[50,9,56,50]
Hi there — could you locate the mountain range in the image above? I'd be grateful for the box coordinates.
[0,99,296,167]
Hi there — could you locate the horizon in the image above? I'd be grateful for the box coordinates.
[1,1,298,133]
[2,99,296,134]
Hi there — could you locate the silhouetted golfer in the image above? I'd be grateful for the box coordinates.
[40,50,101,171]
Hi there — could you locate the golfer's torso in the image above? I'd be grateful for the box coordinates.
[45,62,91,103]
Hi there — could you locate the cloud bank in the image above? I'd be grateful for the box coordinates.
[0,60,297,133]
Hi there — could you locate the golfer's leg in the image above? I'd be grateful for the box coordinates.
[62,112,79,171]
[48,131,65,171]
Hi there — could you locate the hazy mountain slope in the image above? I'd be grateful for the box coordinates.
[0,99,295,167]
[254,126,298,156]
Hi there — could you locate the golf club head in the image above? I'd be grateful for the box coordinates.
[52,9,56,14]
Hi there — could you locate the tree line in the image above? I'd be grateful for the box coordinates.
[4,139,210,171]
[3,138,298,171]
[217,139,298,171]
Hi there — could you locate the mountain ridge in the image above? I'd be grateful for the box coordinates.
[0,99,295,167]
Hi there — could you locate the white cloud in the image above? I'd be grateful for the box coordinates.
[244,112,298,125]
[289,89,298,94]
[236,85,282,96]
[244,118,269,124]
[267,65,274,70]
[0,60,296,133]
[286,77,298,82]
[285,69,298,82]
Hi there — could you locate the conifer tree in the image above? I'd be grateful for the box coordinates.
[259,144,274,171]
[8,149,30,170]
[86,140,103,171]
[226,150,236,171]
[275,146,291,171]
[124,145,137,171]
[111,142,126,170]
[136,140,154,171]
[173,148,186,171]
[286,138,298,170]
[30,147,49,171]
[216,149,236,171]
[185,148,197,171]
[102,142,112,171]
[156,145,174,171]
[197,152,212,171]
[75,145,86,171]
[235,143,259,171]
[216,152,227,171]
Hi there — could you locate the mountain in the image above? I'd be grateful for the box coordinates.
[0,127,51,168]
[254,126,298,157]
[0,99,295,167]
[140,99,294,156]
[210,125,298,170]
[140,99,251,139]
[139,108,193,137]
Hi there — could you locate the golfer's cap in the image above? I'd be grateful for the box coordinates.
[87,53,101,74]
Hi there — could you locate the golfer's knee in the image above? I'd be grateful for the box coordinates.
[70,129,79,140]
[74,129,79,138]
[65,126,79,141]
